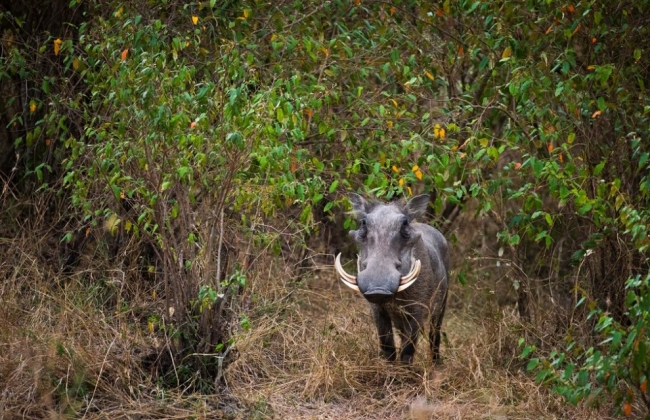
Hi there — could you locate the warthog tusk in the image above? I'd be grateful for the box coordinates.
[397,257,421,292]
[335,253,360,292]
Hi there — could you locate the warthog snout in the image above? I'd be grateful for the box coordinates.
[335,254,422,303]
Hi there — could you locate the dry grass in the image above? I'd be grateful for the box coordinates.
[0,224,613,419]
[225,268,605,420]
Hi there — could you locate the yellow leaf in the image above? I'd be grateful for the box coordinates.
[29,101,36,113]
[415,169,423,180]
[104,214,120,235]
[443,0,450,14]
[386,120,393,129]
[53,38,62,56]
[433,124,446,140]
[243,9,251,18]
[412,165,419,172]
[390,99,398,108]
[501,46,512,59]
[120,191,126,199]
[398,178,404,186]
[425,71,435,81]
[72,57,79,70]
[192,15,199,25]
[148,321,154,334]
[479,138,489,147]
[407,186,412,196]
[125,220,132,232]
[392,165,400,173]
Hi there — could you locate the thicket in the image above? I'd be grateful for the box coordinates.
[1,0,649,416]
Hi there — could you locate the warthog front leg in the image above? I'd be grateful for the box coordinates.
[398,316,420,364]
[372,305,396,361]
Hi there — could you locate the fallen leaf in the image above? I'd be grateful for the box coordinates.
[592,110,602,118]
[501,46,512,59]
[121,48,128,61]
[425,71,435,81]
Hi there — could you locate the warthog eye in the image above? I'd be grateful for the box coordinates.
[358,218,368,240]
[400,218,410,239]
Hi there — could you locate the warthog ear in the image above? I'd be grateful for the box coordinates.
[404,194,430,221]
[348,193,370,217]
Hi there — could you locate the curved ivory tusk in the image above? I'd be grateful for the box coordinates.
[397,257,421,292]
[335,253,360,292]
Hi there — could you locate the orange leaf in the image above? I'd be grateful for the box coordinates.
[572,23,581,36]
[514,162,522,170]
[54,38,62,56]
[121,48,129,61]
[436,8,443,17]
[45,138,51,146]
[545,25,553,35]
[559,153,564,163]
[390,6,396,15]
[304,108,313,117]
[548,143,554,153]
[86,227,91,236]
[29,101,36,113]
[592,110,602,118]
[641,379,647,393]
[458,45,464,55]
[587,65,596,71]
[592,37,597,44]
[622,402,632,416]
[567,4,575,13]
[190,121,197,129]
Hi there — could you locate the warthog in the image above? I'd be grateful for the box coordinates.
[335,194,449,363]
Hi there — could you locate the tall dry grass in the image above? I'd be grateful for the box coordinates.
[0,208,612,419]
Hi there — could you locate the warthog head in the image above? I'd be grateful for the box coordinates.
[335,194,429,304]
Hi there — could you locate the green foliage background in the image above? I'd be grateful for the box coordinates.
[1,0,649,415]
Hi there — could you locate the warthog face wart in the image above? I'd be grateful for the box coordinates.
[335,194,450,364]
